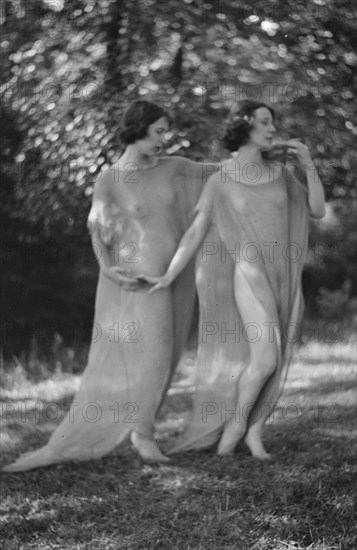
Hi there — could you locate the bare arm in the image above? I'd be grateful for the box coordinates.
[142,210,210,292]
[287,139,326,218]
[88,167,144,290]
[305,165,326,218]
[174,157,220,204]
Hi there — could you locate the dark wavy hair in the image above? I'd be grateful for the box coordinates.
[119,100,170,146]
[223,101,275,152]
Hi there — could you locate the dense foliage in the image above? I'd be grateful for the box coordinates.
[1,0,356,355]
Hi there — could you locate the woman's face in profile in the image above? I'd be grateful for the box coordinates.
[248,107,276,151]
[137,116,170,156]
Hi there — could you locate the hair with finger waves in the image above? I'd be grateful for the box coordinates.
[223,101,275,151]
[119,100,170,146]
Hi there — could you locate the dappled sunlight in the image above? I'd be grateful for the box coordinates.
[293,341,356,365]
[284,361,356,390]
[285,363,356,386]
[168,359,196,394]
[158,346,357,442]
[2,0,356,546]
[1,419,58,457]
[2,344,354,454]
[0,429,22,453]
[1,374,81,401]
[156,414,188,433]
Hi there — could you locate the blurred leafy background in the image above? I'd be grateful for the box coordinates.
[1,0,356,365]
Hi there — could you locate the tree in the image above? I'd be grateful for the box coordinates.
[1,0,356,354]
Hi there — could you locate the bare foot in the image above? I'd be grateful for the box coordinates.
[130,432,170,463]
[217,421,245,456]
[244,431,272,460]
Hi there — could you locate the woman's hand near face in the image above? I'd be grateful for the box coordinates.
[286,139,313,172]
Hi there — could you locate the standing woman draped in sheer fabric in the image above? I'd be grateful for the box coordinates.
[143,101,326,459]
[4,100,215,471]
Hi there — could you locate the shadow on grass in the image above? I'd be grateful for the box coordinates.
[1,345,356,550]
[2,426,356,549]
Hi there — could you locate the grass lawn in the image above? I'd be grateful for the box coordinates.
[1,341,356,549]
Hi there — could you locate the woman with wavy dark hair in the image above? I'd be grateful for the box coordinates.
[4,100,216,471]
[143,101,325,459]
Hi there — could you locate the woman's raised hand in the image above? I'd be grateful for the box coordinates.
[286,139,314,172]
[102,266,144,291]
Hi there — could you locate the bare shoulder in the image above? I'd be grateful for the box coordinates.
[162,155,208,171]
[137,156,181,177]
[164,155,191,164]
[157,155,183,165]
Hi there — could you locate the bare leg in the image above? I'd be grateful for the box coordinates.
[127,286,174,462]
[243,348,281,460]
[244,290,301,459]
[244,416,274,460]
[217,262,279,457]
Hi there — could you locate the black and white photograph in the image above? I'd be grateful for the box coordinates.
[1,1,356,548]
